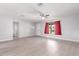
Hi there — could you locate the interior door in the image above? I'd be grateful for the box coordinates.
[13,22,19,39]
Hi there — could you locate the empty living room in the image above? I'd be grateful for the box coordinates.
[0,2,79,57]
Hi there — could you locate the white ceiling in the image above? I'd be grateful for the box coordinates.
[0,3,79,22]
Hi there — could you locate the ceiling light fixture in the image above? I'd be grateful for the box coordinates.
[37,3,43,6]
[41,17,45,20]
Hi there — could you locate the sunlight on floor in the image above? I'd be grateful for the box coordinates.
[46,40,59,54]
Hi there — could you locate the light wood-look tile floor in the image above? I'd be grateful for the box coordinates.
[0,36,79,56]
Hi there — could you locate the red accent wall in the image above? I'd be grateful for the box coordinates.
[44,23,49,34]
[55,21,61,35]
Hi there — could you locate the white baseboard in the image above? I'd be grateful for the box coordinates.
[0,35,79,43]
[0,37,13,42]
[0,35,36,42]
[18,35,36,39]
[38,35,79,42]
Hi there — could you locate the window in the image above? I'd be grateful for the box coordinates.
[44,21,61,35]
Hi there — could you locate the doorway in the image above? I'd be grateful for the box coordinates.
[13,21,19,39]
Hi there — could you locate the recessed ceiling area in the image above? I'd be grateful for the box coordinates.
[0,3,79,22]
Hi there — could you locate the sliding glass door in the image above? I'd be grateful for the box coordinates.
[49,24,55,35]
[44,21,61,35]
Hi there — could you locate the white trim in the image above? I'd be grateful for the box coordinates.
[57,37,79,42]
[0,35,79,43]
[0,39,13,42]
[0,36,13,42]
[38,35,79,42]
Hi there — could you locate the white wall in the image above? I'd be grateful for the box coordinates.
[18,19,35,38]
[0,17,13,41]
[36,16,79,42]
[60,16,79,41]
[0,17,35,41]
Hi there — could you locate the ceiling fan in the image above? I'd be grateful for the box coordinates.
[32,8,50,19]
[30,3,50,20]
[37,3,50,18]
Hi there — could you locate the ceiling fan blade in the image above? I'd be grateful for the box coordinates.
[28,6,50,19]
[33,8,50,17]
[32,7,45,16]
